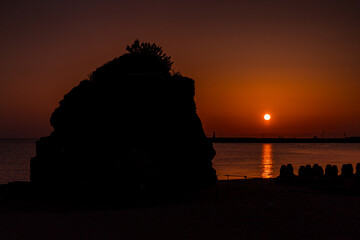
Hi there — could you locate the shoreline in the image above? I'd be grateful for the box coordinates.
[2,137,360,143]
[2,179,360,239]
[210,137,360,143]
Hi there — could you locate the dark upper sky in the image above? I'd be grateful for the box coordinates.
[1,0,360,138]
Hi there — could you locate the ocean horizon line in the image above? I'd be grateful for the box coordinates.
[210,136,360,143]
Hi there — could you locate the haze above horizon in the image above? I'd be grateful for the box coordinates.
[1,0,360,138]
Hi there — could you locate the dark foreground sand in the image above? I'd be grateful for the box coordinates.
[1,179,360,240]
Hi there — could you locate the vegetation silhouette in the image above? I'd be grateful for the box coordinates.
[325,164,338,177]
[341,164,354,177]
[30,40,217,201]
[279,164,294,178]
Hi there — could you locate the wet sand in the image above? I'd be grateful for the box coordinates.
[1,179,360,239]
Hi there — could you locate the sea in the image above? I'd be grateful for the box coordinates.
[1,139,360,183]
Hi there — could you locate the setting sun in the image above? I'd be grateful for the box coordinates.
[264,114,271,121]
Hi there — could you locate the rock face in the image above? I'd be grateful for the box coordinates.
[30,41,217,196]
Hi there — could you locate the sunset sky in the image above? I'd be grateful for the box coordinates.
[1,0,360,138]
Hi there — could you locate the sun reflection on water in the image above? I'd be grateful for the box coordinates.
[261,144,273,178]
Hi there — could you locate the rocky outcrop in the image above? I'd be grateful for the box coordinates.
[30,41,217,197]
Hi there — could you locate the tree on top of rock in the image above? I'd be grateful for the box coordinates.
[126,39,173,73]
[31,40,217,199]
[90,40,174,83]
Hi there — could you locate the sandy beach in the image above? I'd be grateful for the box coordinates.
[1,179,360,239]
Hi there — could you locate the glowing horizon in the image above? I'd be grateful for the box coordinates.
[1,0,360,138]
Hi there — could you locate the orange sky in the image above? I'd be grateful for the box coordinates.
[1,0,360,138]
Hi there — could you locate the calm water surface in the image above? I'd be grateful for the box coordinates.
[1,139,360,183]
[0,139,36,184]
[213,143,360,179]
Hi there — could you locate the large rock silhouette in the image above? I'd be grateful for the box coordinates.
[30,41,217,196]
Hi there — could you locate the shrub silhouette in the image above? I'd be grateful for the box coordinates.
[298,165,306,177]
[279,164,294,178]
[341,164,353,177]
[125,39,173,73]
[325,164,338,177]
[312,164,324,177]
[30,40,217,198]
